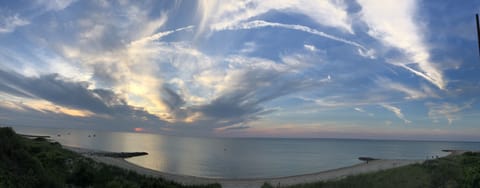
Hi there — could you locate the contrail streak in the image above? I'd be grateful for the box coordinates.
[215,20,372,53]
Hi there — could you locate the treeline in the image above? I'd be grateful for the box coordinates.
[0,127,220,188]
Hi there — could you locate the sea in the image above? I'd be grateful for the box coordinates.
[11,126,480,179]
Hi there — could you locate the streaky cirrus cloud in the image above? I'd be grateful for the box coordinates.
[0,0,479,140]
[197,0,353,36]
[35,0,77,11]
[214,20,375,58]
[381,104,411,124]
[357,0,445,89]
[0,14,29,33]
[426,102,473,124]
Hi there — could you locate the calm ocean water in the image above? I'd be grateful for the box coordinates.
[12,126,480,178]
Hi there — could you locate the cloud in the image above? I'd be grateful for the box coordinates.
[129,25,194,46]
[0,69,163,124]
[1,0,478,138]
[240,42,257,54]
[215,20,371,54]
[0,99,93,117]
[354,107,365,113]
[197,0,353,35]
[381,104,411,124]
[357,0,445,89]
[357,48,376,59]
[0,14,29,33]
[151,52,331,132]
[159,84,187,121]
[0,70,109,114]
[376,77,440,100]
[426,102,473,124]
[54,19,191,118]
[303,44,317,52]
[36,0,77,11]
[308,94,384,108]
[188,59,324,127]
[216,124,251,132]
[0,101,166,132]
[354,107,374,117]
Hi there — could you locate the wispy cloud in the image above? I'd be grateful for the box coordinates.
[197,0,353,36]
[0,14,29,33]
[239,42,257,54]
[184,54,329,127]
[354,107,374,116]
[381,104,411,124]
[0,1,478,138]
[426,102,473,124]
[354,107,366,113]
[376,77,440,100]
[358,0,445,89]
[303,44,317,52]
[130,25,194,46]
[215,20,373,57]
[36,0,77,11]
[50,10,191,119]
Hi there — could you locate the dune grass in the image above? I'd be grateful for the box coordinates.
[0,127,220,188]
[262,151,480,188]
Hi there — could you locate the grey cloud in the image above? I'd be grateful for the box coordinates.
[159,85,190,121]
[223,125,251,131]
[0,69,111,114]
[0,102,165,132]
[172,67,324,130]
[92,88,161,121]
[0,66,317,134]
[161,85,186,111]
[91,63,120,86]
[0,69,164,124]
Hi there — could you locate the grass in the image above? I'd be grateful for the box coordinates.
[262,151,480,188]
[3,126,479,188]
[0,127,221,188]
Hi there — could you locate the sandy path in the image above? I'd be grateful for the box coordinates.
[64,146,424,188]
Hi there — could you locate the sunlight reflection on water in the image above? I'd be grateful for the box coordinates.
[13,126,480,178]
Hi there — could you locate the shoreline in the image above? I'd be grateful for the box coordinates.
[64,146,426,188]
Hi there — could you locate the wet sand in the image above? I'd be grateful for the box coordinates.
[65,146,424,188]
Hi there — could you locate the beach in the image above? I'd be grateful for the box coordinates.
[65,146,425,188]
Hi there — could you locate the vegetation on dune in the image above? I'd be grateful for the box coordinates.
[263,151,480,188]
[0,127,220,188]
[2,126,479,188]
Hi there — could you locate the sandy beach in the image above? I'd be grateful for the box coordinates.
[64,146,426,188]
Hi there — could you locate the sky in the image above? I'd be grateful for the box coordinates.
[0,0,480,141]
